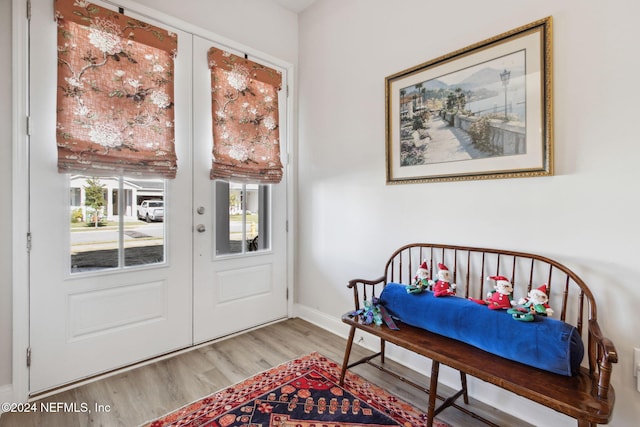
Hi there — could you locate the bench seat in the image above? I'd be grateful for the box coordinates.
[341,313,614,425]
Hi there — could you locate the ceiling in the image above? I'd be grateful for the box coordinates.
[272,0,316,13]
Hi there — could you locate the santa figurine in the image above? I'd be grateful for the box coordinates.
[508,284,554,321]
[469,275,515,309]
[407,260,430,294]
[429,263,456,297]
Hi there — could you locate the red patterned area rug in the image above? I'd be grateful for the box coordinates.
[142,352,451,427]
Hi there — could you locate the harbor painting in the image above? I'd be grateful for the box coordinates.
[385,17,553,184]
[399,51,525,167]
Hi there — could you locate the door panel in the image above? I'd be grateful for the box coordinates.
[28,0,193,393]
[68,280,167,340]
[192,36,288,343]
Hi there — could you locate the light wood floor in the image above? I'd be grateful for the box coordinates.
[0,318,532,427]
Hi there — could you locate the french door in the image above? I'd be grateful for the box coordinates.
[28,0,288,394]
[192,36,288,343]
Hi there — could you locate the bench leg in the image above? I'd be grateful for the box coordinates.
[380,338,386,364]
[576,420,595,427]
[339,326,356,386]
[427,360,440,427]
[460,371,469,404]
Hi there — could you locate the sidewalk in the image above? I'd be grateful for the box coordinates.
[422,117,493,164]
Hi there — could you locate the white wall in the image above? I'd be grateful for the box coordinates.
[296,0,640,426]
[134,0,299,64]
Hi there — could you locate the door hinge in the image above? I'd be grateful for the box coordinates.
[27,232,32,252]
[286,288,289,300]
[26,347,31,367]
[26,116,31,136]
[285,220,289,233]
[27,0,31,21]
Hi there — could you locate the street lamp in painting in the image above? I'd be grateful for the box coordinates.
[500,69,511,121]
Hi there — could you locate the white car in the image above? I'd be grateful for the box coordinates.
[137,200,164,222]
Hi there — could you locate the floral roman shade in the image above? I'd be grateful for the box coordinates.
[55,0,178,178]
[208,48,284,184]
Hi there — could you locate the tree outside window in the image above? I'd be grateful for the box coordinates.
[84,177,106,227]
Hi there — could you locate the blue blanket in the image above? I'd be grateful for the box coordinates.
[379,283,584,376]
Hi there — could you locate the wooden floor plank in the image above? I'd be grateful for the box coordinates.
[0,318,531,427]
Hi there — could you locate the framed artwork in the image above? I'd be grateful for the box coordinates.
[385,17,553,184]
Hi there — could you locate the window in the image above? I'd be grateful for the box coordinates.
[215,181,270,255]
[70,175,166,273]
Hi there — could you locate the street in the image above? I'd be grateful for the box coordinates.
[71,221,164,252]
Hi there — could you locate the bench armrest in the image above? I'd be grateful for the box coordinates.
[589,319,618,399]
[348,276,387,288]
[347,276,387,310]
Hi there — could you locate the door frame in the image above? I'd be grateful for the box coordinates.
[10,0,296,403]
[10,0,31,405]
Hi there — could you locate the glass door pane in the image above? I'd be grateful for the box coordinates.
[126,183,165,266]
[215,181,270,256]
[69,175,166,273]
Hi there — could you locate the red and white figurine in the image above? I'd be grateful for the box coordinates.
[429,263,457,297]
[469,275,515,309]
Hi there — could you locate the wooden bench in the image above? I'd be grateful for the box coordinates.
[339,243,617,427]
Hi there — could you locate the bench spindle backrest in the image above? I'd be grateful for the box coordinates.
[368,244,600,372]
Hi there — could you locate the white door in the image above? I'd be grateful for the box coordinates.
[191,35,289,343]
[28,1,289,393]
[28,0,193,393]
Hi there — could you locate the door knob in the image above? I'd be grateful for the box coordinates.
[196,224,206,233]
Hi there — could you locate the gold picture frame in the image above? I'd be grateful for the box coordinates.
[385,17,553,184]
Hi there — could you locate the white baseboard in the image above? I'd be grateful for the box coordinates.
[293,303,574,427]
[0,383,14,417]
[292,304,351,336]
